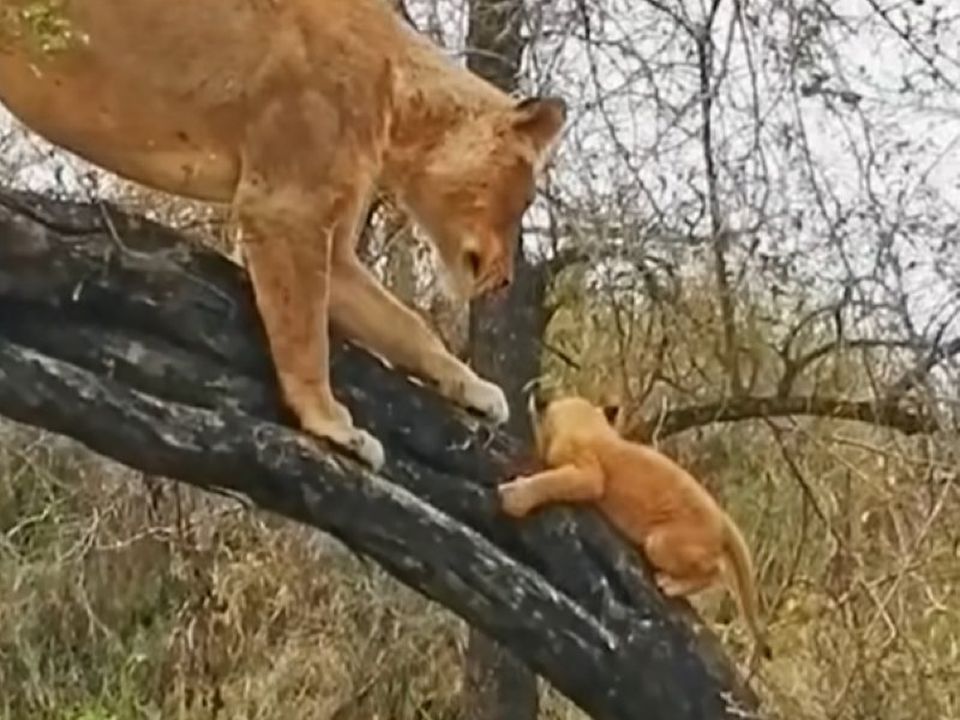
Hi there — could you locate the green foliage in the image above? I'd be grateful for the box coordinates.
[0,0,78,56]
[69,708,119,720]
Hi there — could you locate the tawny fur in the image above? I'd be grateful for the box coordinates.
[0,0,566,470]
[500,395,771,659]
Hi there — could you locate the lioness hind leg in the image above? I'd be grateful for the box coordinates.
[329,253,509,425]
[235,96,384,470]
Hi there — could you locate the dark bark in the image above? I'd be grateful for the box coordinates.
[461,0,542,716]
[0,188,763,720]
[463,249,547,720]
[464,0,526,95]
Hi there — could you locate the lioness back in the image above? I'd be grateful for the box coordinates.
[0,0,413,200]
[2,0,569,471]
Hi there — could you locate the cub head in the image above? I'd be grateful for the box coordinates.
[529,394,613,456]
[405,96,567,299]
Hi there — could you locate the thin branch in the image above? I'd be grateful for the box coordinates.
[886,337,960,401]
[649,394,938,440]
[862,0,958,91]
[696,4,742,396]
[778,338,930,397]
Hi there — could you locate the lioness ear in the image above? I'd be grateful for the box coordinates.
[513,96,567,151]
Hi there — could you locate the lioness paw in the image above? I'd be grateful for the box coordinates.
[460,377,510,425]
[300,414,386,472]
[498,479,532,518]
[343,427,386,471]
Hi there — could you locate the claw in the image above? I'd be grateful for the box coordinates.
[460,377,510,425]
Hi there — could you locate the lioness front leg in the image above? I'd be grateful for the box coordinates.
[235,100,384,470]
[329,254,509,424]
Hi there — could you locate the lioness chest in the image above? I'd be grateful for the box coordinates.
[0,0,396,202]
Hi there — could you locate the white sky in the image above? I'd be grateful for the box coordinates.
[2,0,958,337]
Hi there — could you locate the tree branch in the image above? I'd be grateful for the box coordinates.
[777,337,930,398]
[696,8,742,396]
[0,188,762,720]
[885,336,960,402]
[649,394,938,440]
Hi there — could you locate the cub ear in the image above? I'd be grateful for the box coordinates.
[601,403,621,426]
[512,96,568,150]
[528,391,549,417]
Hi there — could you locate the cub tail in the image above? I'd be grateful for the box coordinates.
[720,513,772,661]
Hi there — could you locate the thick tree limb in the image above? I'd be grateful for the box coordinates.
[0,188,763,720]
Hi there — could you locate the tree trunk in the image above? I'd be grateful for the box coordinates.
[463,249,547,720]
[462,0,542,717]
[0,189,763,720]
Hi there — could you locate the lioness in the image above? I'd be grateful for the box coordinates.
[499,395,772,660]
[0,0,566,470]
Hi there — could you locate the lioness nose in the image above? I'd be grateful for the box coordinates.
[465,250,483,279]
[495,264,513,290]
[487,253,512,291]
[466,244,513,294]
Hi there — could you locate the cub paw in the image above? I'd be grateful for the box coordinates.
[498,479,531,518]
[459,377,510,425]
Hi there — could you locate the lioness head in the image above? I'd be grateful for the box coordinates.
[404,96,567,299]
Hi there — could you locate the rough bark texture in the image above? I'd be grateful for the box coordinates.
[462,246,547,720]
[0,188,763,720]
[462,0,542,715]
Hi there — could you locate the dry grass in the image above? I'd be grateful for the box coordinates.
[649,420,960,720]
[2,410,958,719]
[0,422,586,720]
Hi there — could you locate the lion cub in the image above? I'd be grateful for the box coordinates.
[498,395,771,659]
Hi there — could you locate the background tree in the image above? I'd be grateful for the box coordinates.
[460,0,544,716]
[2,0,959,718]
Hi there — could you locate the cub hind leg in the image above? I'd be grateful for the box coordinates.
[643,524,723,598]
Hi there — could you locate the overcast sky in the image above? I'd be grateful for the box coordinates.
[2,0,958,335]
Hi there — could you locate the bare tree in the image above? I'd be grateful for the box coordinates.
[460,0,543,716]
[4,0,960,716]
